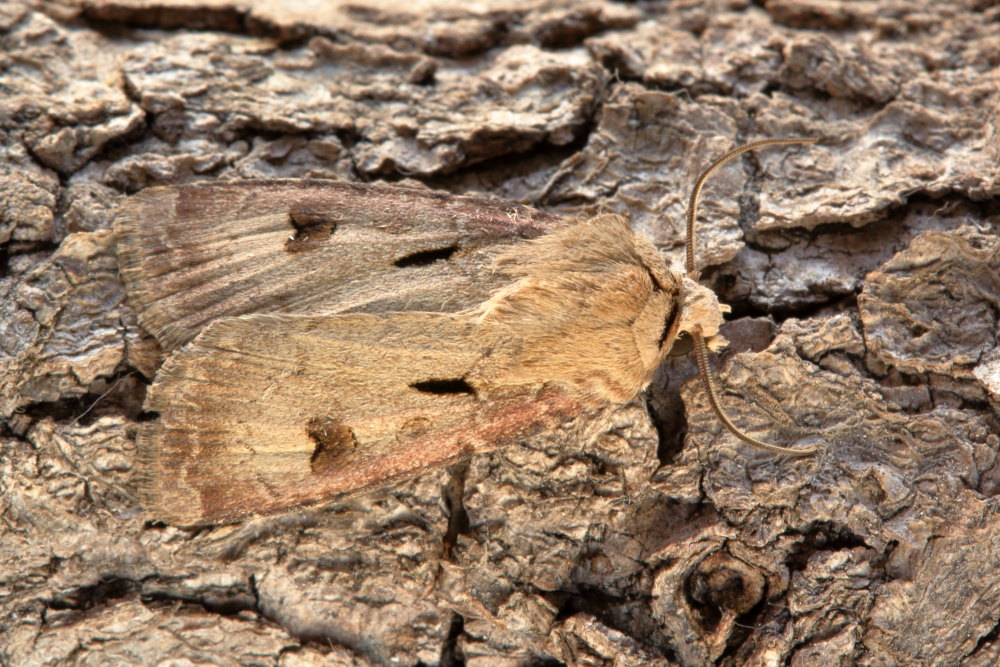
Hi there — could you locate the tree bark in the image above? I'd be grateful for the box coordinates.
[2,0,999,664]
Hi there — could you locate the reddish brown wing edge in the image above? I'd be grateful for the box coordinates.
[138,386,587,526]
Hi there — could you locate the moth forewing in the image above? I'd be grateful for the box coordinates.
[115,180,561,351]
[138,310,586,526]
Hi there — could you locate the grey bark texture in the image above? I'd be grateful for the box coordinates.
[2,0,999,664]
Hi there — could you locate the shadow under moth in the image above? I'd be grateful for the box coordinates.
[116,139,818,526]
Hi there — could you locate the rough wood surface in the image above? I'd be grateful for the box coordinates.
[2,0,999,664]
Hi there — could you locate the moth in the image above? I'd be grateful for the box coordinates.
[116,139,817,526]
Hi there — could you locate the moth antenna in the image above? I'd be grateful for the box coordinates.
[685,138,818,457]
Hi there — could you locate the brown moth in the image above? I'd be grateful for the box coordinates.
[116,139,817,526]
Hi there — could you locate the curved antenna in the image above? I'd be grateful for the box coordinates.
[686,138,818,456]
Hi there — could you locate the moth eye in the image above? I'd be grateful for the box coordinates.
[307,416,358,474]
[668,330,693,356]
[410,378,477,396]
[285,208,337,253]
[394,245,459,268]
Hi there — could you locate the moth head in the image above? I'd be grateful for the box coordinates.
[677,276,730,352]
[629,244,731,380]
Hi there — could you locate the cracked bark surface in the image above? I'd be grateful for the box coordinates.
[2,0,999,664]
